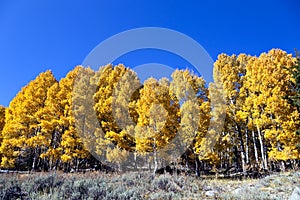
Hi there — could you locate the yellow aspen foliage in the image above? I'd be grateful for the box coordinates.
[133,77,180,172]
[170,69,209,161]
[93,64,137,167]
[196,82,225,167]
[106,147,129,171]
[258,50,299,161]
[36,82,62,166]
[111,68,141,151]
[0,48,298,173]
[212,54,251,171]
[36,66,92,171]
[56,66,90,168]
[94,64,129,134]
[0,106,5,161]
[0,106,5,132]
[240,49,300,165]
[0,71,56,169]
[135,77,180,155]
[72,67,100,161]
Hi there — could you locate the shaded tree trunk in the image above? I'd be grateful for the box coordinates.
[252,130,259,165]
[236,123,246,173]
[194,154,201,177]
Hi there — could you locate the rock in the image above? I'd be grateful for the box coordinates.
[203,185,212,191]
[289,186,300,200]
[293,172,300,179]
[232,187,242,195]
[259,187,273,192]
[205,190,218,197]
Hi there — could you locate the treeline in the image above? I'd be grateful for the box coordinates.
[0,49,299,175]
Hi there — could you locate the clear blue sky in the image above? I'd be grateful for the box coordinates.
[0,0,299,107]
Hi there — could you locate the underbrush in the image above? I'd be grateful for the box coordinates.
[0,171,298,199]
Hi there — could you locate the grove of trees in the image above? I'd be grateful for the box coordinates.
[0,49,299,176]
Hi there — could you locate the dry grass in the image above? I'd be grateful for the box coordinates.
[0,171,299,199]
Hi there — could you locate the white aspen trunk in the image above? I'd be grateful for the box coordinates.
[153,138,158,175]
[245,129,249,164]
[281,161,285,171]
[256,124,267,169]
[153,152,158,175]
[264,145,268,170]
[241,151,246,174]
[148,155,152,171]
[32,146,40,171]
[32,155,37,171]
[76,158,79,172]
[185,154,189,172]
[252,130,259,164]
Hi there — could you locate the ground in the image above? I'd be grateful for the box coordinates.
[0,171,299,199]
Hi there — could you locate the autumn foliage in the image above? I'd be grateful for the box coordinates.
[0,49,299,174]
